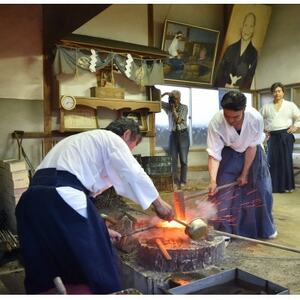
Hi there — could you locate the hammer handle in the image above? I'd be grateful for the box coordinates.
[184,181,238,201]
[173,219,188,228]
[53,277,67,294]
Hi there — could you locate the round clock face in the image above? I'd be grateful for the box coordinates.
[60,95,76,110]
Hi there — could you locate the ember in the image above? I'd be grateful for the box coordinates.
[159,220,185,228]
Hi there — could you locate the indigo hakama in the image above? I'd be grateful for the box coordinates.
[16,169,122,294]
[207,107,277,239]
[211,146,276,238]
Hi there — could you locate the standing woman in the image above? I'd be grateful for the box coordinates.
[260,82,300,193]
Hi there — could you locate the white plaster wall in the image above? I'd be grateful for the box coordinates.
[74,4,148,45]
[255,4,300,89]
[0,5,43,100]
[0,5,43,168]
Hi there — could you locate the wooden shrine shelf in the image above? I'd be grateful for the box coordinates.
[71,96,161,113]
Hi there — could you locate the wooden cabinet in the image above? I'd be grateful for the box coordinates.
[68,96,161,112]
[59,96,161,134]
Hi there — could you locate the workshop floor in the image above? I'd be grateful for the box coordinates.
[219,189,300,294]
[0,183,299,294]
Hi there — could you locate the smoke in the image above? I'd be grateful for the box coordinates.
[186,200,217,222]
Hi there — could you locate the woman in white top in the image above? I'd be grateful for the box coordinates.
[260,82,300,193]
[15,117,174,294]
[207,91,276,239]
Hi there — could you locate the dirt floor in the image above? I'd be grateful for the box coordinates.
[219,190,300,294]
[0,184,299,294]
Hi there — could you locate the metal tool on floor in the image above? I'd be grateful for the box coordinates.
[174,214,300,254]
[213,230,300,254]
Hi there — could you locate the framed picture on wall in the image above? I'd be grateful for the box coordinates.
[214,4,272,90]
[122,111,148,132]
[161,19,220,86]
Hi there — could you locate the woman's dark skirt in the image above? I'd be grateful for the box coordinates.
[267,129,295,193]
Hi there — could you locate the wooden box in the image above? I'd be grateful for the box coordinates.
[150,174,173,192]
[90,86,125,99]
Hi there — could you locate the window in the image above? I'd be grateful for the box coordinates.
[155,85,253,149]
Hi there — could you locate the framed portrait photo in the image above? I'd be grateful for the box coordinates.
[162,19,220,86]
[122,111,148,132]
[214,4,272,90]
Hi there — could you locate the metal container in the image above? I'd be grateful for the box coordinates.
[168,268,289,295]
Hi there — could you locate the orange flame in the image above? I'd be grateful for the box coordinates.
[159,220,185,228]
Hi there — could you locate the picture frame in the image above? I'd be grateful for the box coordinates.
[214,4,272,90]
[161,19,220,86]
[122,110,148,132]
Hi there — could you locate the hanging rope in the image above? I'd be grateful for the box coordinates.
[56,44,167,63]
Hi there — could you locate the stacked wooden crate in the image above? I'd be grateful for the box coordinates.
[141,156,173,192]
[0,159,29,233]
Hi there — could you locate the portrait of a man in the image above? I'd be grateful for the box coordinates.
[214,4,272,90]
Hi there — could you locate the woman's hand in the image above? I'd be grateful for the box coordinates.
[287,125,298,134]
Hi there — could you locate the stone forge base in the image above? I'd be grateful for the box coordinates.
[137,235,225,272]
[119,235,226,294]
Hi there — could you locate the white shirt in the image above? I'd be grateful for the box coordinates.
[38,130,158,217]
[207,107,265,161]
[260,99,300,131]
[168,37,179,57]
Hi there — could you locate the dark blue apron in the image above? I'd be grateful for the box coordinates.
[15,168,122,294]
[210,146,276,239]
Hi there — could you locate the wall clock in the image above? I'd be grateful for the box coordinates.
[60,95,76,110]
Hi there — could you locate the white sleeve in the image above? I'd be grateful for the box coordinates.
[249,112,265,147]
[104,137,159,210]
[206,121,224,161]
